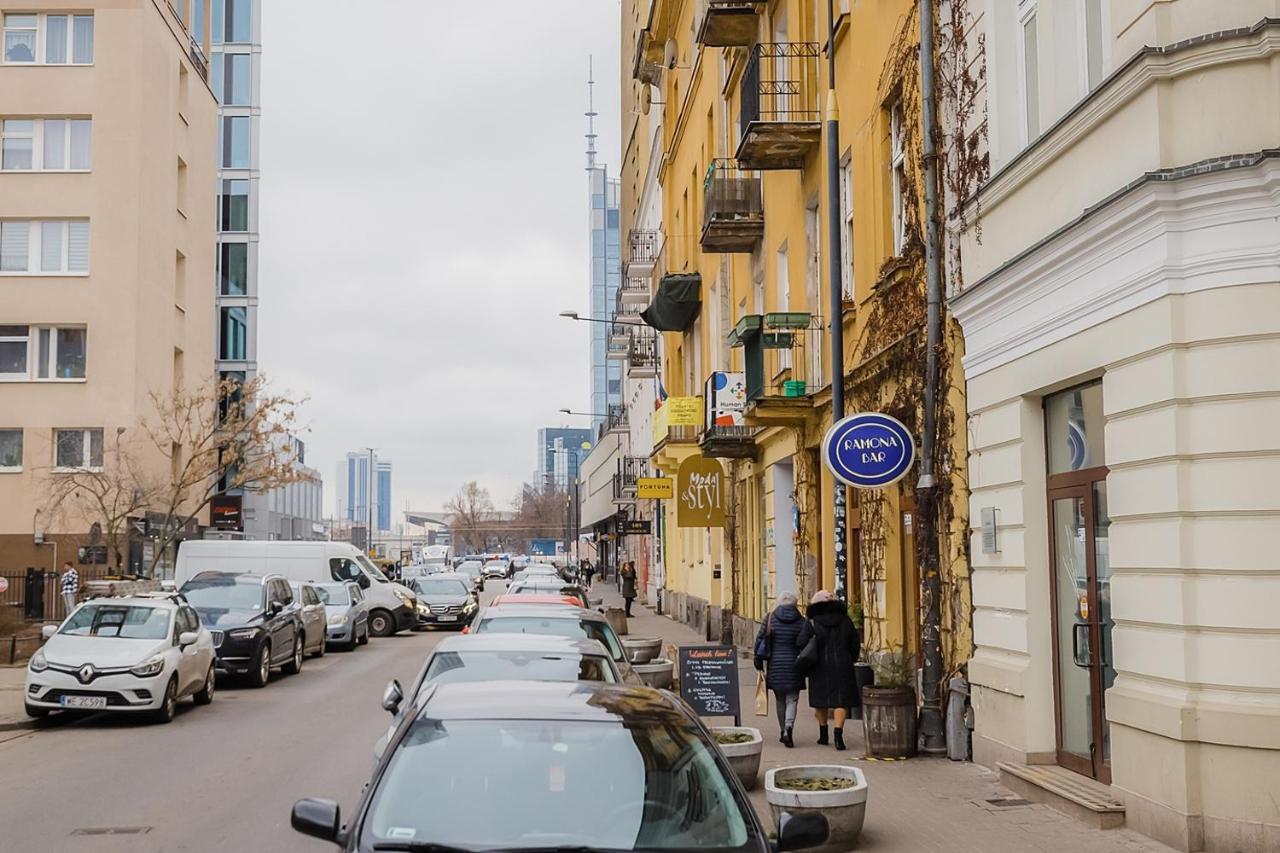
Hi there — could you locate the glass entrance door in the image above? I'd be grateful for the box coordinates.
[1049,481,1113,781]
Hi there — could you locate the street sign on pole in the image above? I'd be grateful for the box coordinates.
[823,412,916,490]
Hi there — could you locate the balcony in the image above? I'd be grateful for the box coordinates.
[618,275,651,308]
[697,0,763,47]
[628,327,658,379]
[731,312,827,427]
[701,159,764,253]
[736,43,822,170]
[607,323,631,360]
[624,229,660,279]
[605,404,629,434]
[699,425,759,460]
[613,456,651,503]
[189,37,208,82]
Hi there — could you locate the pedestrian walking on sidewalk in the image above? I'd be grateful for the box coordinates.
[582,560,594,587]
[798,590,862,751]
[620,561,637,616]
[59,561,79,618]
[753,590,805,748]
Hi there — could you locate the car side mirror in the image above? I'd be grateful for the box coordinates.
[381,679,403,715]
[291,798,341,842]
[357,574,371,589]
[178,631,199,647]
[41,624,58,640]
[269,600,284,615]
[777,812,829,852]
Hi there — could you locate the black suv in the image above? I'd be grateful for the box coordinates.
[179,572,306,688]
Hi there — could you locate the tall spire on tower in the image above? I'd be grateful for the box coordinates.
[585,55,598,170]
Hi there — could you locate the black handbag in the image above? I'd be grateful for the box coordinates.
[796,632,820,674]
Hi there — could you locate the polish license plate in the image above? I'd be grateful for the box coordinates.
[61,695,107,709]
[437,615,457,623]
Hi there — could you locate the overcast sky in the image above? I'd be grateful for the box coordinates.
[258,1,621,519]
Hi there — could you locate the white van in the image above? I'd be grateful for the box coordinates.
[174,540,418,636]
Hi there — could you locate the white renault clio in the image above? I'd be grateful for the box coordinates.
[25,594,216,723]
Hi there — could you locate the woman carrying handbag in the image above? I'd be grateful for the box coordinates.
[752,590,805,747]
[797,590,862,750]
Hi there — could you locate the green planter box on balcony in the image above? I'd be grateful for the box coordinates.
[729,314,763,347]
[764,311,811,329]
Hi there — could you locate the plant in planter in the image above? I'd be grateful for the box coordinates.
[765,765,868,853]
[710,726,763,790]
[861,646,917,758]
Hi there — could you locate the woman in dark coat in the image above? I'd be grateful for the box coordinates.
[619,561,638,616]
[798,590,861,750]
[753,590,806,747]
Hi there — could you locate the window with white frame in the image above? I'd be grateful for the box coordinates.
[0,324,87,380]
[2,13,93,64]
[839,152,854,299]
[1018,1,1040,141]
[890,102,907,254]
[54,428,102,470]
[1,118,91,171]
[1083,0,1104,91]
[0,220,90,273]
[0,429,21,471]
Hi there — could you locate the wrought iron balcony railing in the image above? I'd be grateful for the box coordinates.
[731,312,827,402]
[737,43,822,170]
[606,404,629,433]
[702,159,764,252]
[628,327,658,378]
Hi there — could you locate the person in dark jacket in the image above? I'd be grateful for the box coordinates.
[798,590,862,750]
[620,561,638,616]
[753,590,806,747]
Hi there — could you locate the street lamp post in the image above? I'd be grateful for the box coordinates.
[824,0,848,603]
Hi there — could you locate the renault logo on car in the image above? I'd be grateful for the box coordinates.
[77,664,96,684]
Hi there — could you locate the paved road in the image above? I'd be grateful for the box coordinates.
[0,610,457,852]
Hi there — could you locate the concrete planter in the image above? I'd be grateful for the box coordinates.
[765,765,868,853]
[710,726,763,790]
[605,607,629,637]
[633,657,674,689]
[622,636,662,664]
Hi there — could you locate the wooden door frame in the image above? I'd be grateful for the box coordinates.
[1046,465,1111,783]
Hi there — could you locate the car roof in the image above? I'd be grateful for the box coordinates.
[418,680,689,724]
[77,595,180,610]
[432,632,609,656]
[185,571,272,584]
[491,593,581,608]
[481,604,605,623]
[420,572,470,582]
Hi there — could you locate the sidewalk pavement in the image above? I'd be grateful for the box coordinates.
[594,583,1174,853]
[0,662,36,744]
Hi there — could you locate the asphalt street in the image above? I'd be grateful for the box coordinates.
[0,601,457,852]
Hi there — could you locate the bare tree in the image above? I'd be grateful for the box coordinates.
[445,481,494,554]
[512,481,570,553]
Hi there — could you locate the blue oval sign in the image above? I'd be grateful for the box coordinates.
[822,413,916,489]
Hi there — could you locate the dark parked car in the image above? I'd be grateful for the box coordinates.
[180,572,306,688]
[408,575,478,629]
[293,681,828,851]
[289,582,328,658]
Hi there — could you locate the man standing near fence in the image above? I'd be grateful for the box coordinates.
[60,561,79,617]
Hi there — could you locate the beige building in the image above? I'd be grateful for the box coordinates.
[954,1,1280,849]
[1,1,217,576]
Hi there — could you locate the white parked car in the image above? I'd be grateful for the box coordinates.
[25,595,216,723]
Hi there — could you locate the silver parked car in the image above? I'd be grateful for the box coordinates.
[289,582,329,658]
[315,581,369,651]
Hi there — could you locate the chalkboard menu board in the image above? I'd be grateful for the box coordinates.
[678,645,741,725]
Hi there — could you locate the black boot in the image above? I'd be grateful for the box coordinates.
[781,727,794,748]
[817,725,829,746]
[834,728,846,751]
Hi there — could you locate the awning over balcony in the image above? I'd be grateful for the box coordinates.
[641,273,702,332]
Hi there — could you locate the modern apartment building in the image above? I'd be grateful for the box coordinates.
[238,435,323,541]
[0,1,217,571]
[953,3,1280,848]
[335,451,392,533]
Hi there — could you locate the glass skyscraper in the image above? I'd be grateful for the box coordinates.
[589,166,621,431]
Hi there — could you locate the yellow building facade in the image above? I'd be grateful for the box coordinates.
[619,0,972,673]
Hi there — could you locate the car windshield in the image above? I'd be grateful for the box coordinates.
[315,584,350,605]
[476,616,625,661]
[180,576,263,612]
[364,718,755,851]
[457,561,483,572]
[415,579,469,596]
[423,651,615,686]
[59,605,171,639]
[511,585,587,606]
[357,554,388,582]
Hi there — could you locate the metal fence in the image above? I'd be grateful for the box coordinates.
[1,569,68,623]
[703,158,764,228]
[751,315,827,400]
[740,42,822,134]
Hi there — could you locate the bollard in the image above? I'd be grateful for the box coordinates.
[947,675,971,761]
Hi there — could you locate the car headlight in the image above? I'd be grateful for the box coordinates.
[29,650,47,673]
[130,655,166,678]
[393,588,412,605]
[228,627,260,640]
[327,613,349,626]
[416,602,432,615]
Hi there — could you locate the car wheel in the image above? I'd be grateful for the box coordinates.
[247,642,271,688]
[193,664,215,706]
[24,702,49,719]
[282,633,304,675]
[368,609,395,637]
[153,676,178,724]
[357,626,369,646]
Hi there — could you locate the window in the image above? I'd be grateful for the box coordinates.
[0,325,29,376]
[2,13,91,64]
[1019,2,1040,141]
[1083,0,1103,91]
[0,119,32,169]
[0,429,21,471]
[55,428,103,470]
[219,306,247,360]
[219,179,249,231]
[0,220,90,273]
[220,115,250,167]
[221,53,251,105]
[0,325,87,380]
[839,153,854,299]
[1046,382,1106,474]
[192,0,205,43]
[212,0,251,44]
[890,102,907,254]
[219,242,247,294]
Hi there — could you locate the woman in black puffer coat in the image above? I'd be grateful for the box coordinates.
[752,590,805,747]
[798,590,861,750]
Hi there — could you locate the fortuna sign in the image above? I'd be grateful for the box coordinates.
[823,412,916,489]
